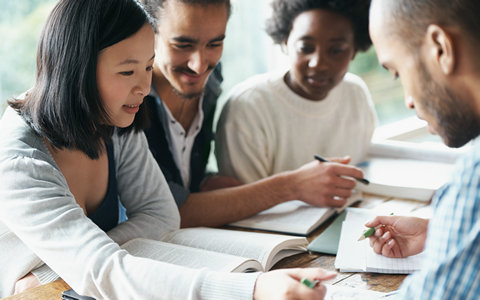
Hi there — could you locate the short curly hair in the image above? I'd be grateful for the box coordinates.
[266,0,371,52]
[139,0,231,23]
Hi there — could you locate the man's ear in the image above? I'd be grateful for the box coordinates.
[425,24,455,75]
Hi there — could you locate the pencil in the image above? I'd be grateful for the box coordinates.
[313,155,370,185]
[357,227,375,241]
[300,278,320,289]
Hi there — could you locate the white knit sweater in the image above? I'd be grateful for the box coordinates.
[216,71,377,183]
[0,107,258,299]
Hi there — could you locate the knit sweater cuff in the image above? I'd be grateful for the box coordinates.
[198,271,260,300]
[31,264,59,284]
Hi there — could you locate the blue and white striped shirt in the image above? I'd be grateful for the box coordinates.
[399,139,480,299]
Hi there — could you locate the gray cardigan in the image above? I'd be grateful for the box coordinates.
[0,108,257,299]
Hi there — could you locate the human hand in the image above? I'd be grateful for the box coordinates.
[14,273,41,294]
[199,175,242,191]
[366,216,429,258]
[292,156,364,207]
[253,268,336,300]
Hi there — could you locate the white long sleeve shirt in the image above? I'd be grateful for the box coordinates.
[0,107,258,299]
[216,71,377,183]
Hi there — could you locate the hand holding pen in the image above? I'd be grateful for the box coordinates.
[364,215,429,258]
[314,155,369,185]
[254,268,336,300]
[289,155,366,209]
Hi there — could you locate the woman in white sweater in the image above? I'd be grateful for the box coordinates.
[0,0,334,299]
[216,0,376,187]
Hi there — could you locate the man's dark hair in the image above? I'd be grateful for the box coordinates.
[380,0,480,50]
[266,0,372,52]
[139,0,232,23]
[9,0,154,159]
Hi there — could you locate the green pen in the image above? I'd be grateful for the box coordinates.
[300,278,319,289]
[357,227,375,241]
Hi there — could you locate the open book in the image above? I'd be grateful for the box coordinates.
[227,191,363,236]
[121,227,307,273]
[335,208,423,274]
[356,141,461,201]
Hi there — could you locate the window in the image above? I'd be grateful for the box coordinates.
[0,0,430,143]
[0,0,57,112]
[0,0,412,125]
[220,0,415,127]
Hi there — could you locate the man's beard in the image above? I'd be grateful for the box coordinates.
[172,86,204,100]
[416,58,480,148]
[171,64,215,100]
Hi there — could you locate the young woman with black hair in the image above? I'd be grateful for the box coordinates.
[0,0,335,299]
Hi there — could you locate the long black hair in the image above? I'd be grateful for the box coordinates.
[9,0,154,159]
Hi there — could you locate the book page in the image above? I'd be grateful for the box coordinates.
[360,158,453,190]
[121,238,263,272]
[335,208,423,273]
[368,140,465,163]
[228,191,363,235]
[162,227,307,270]
[356,143,456,201]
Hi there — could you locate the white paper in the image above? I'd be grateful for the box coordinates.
[122,238,263,272]
[356,142,457,201]
[335,208,423,273]
[228,191,363,235]
[162,227,307,270]
[325,284,391,300]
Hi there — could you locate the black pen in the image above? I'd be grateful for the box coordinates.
[314,155,370,185]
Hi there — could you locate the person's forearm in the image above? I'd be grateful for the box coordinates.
[179,171,297,228]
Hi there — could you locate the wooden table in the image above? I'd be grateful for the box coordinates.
[2,279,70,300]
[3,194,431,299]
[275,194,432,293]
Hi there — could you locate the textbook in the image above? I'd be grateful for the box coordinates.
[307,210,347,255]
[227,191,363,236]
[121,227,308,273]
[355,141,461,201]
[335,208,424,274]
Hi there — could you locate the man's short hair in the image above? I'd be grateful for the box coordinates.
[139,0,231,24]
[380,0,480,50]
[266,0,372,52]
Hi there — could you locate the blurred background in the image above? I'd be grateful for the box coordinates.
[0,0,412,124]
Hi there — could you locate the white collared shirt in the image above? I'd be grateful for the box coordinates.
[162,97,204,188]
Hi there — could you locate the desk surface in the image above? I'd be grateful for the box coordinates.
[4,194,430,299]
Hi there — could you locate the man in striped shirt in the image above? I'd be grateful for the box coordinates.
[366,0,480,298]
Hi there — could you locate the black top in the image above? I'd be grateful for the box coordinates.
[87,142,119,232]
[143,64,223,207]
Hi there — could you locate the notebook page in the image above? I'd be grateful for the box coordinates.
[335,208,423,274]
[334,220,367,272]
[325,284,389,300]
[366,250,424,274]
